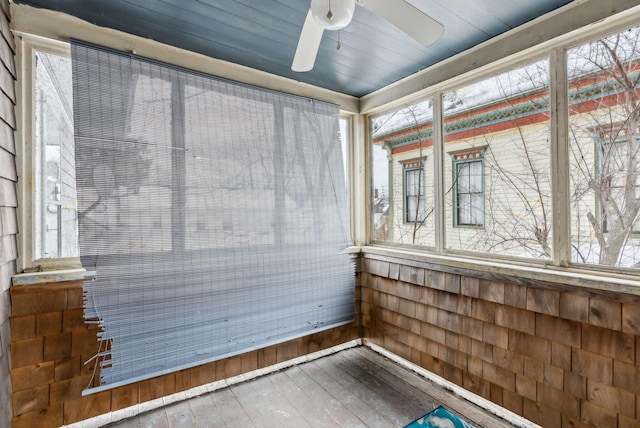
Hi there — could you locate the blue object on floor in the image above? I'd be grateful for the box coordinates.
[404,405,477,428]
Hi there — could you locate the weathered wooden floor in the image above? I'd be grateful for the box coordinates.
[105,346,517,428]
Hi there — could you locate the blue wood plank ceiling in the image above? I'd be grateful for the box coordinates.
[14,0,573,97]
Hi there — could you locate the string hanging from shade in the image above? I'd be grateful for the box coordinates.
[72,41,355,393]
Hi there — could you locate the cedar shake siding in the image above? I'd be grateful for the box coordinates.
[0,0,16,426]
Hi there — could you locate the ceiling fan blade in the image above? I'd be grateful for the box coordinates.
[292,9,325,72]
[359,0,444,47]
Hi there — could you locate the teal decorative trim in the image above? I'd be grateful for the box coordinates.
[387,129,434,148]
[444,97,548,136]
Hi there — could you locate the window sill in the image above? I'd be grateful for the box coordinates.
[356,245,640,299]
[12,268,96,286]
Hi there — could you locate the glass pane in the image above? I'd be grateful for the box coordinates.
[34,51,78,259]
[371,99,434,246]
[371,142,390,241]
[444,59,551,259]
[81,72,173,254]
[405,169,426,223]
[456,163,470,193]
[568,25,640,268]
[471,194,484,225]
[469,161,483,193]
[406,169,418,196]
[458,194,471,225]
[406,196,418,222]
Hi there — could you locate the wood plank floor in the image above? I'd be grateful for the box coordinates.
[104,346,518,428]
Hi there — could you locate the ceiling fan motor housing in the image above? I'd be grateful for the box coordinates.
[311,0,356,30]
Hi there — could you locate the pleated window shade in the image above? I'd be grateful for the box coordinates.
[72,41,354,393]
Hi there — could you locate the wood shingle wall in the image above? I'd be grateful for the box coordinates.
[360,256,640,428]
[9,280,361,427]
[0,0,16,426]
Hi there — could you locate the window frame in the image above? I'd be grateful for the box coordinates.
[402,160,426,224]
[452,157,485,228]
[363,9,640,278]
[15,34,81,272]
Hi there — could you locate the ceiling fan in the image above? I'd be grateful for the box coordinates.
[292,0,444,72]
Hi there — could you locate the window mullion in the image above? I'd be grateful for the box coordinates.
[550,48,570,267]
[355,114,369,246]
[433,93,445,252]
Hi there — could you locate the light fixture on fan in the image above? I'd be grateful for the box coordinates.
[292,0,445,72]
[310,0,356,31]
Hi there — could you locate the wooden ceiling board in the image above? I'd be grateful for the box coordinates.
[14,0,576,96]
[426,0,511,36]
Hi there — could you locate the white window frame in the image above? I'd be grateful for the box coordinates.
[15,34,81,272]
[360,6,640,285]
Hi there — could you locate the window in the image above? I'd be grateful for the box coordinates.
[72,42,353,390]
[568,25,640,268]
[361,17,640,274]
[17,39,80,271]
[17,36,354,391]
[370,98,435,246]
[404,161,426,223]
[443,59,551,258]
[454,157,484,226]
[34,50,77,260]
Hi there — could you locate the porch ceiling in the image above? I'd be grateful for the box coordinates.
[14,0,573,97]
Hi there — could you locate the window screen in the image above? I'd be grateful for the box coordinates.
[72,42,354,392]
